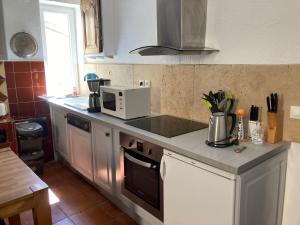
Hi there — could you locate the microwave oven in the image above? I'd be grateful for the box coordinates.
[100,86,151,120]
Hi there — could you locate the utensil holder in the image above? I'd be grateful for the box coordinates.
[267,112,283,144]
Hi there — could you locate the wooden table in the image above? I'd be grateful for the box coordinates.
[0,148,52,225]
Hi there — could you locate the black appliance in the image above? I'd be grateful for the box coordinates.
[87,79,110,113]
[16,122,44,175]
[120,132,164,221]
[125,115,208,138]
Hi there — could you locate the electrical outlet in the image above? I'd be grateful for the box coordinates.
[145,80,151,87]
[139,80,145,87]
[290,106,300,119]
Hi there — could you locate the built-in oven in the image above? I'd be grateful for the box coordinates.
[120,132,163,221]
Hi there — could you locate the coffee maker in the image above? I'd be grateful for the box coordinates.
[87,79,110,113]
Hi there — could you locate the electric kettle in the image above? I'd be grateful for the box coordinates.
[207,112,236,147]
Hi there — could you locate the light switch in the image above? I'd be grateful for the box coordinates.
[290,106,300,119]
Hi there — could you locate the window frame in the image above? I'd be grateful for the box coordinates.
[40,1,82,96]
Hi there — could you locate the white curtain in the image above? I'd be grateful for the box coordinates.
[283,142,300,225]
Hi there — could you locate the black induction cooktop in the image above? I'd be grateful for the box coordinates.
[125,115,208,138]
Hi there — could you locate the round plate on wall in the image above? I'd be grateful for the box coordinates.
[10,32,38,58]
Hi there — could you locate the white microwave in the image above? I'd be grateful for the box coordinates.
[100,86,151,120]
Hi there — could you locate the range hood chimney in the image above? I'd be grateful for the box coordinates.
[130,0,218,56]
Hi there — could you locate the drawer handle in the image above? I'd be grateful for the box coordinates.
[105,133,110,137]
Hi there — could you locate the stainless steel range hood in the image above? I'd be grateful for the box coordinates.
[130,0,218,56]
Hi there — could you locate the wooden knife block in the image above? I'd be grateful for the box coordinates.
[267,112,283,144]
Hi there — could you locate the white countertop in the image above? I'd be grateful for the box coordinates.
[46,97,290,175]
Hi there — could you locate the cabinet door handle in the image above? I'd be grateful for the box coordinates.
[105,132,110,137]
[64,115,67,119]
[160,156,166,180]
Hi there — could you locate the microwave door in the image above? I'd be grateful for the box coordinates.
[102,92,116,111]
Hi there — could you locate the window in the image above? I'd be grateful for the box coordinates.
[40,2,83,97]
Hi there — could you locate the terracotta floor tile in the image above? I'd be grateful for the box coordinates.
[100,201,124,218]
[57,193,96,216]
[19,204,66,225]
[70,204,114,225]
[54,218,76,225]
[71,180,108,204]
[114,214,139,225]
[51,183,84,200]
[13,162,139,225]
[52,204,67,224]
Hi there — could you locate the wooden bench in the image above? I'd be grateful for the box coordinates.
[0,148,52,225]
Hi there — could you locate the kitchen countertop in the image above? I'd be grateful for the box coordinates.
[46,97,290,175]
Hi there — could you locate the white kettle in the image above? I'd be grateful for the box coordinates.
[0,102,7,116]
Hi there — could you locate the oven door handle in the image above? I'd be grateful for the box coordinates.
[124,152,152,168]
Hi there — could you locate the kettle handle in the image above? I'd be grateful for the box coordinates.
[228,113,237,135]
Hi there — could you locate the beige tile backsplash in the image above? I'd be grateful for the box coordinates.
[81,63,300,141]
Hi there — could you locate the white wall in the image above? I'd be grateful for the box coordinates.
[92,0,300,64]
[2,0,44,60]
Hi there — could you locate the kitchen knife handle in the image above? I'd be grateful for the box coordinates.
[274,93,278,112]
[270,93,275,112]
[267,97,271,112]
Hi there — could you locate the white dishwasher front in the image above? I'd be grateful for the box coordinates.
[162,150,236,225]
[67,113,93,181]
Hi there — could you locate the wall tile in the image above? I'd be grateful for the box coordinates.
[133,65,163,113]
[4,62,14,73]
[9,103,18,117]
[32,72,46,87]
[7,89,17,103]
[16,88,34,102]
[5,73,15,88]
[33,86,47,101]
[109,64,134,87]
[192,65,242,123]
[81,63,300,142]
[14,62,31,73]
[30,62,44,72]
[15,72,33,87]
[161,65,195,119]
[18,102,35,117]
[35,101,50,116]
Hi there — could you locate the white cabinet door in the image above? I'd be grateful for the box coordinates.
[92,122,113,193]
[51,107,69,161]
[237,152,287,225]
[68,124,93,181]
[163,153,236,225]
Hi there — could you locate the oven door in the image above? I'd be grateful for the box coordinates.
[102,91,117,111]
[124,149,160,209]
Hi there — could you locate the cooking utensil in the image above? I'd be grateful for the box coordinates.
[274,93,278,112]
[202,98,213,113]
[270,93,275,112]
[10,32,38,58]
[267,93,279,113]
[217,98,228,112]
[234,146,247,153]
[267,97,271,112]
